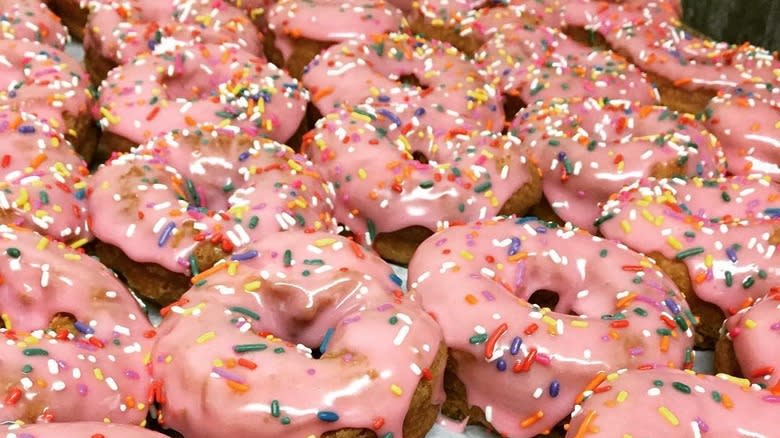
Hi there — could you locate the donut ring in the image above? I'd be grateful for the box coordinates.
[89,128,336,304]
[408,217,695,436]
[0,224,153,425]
[96,43,308,160]
[151,231,446,438]
[304,106,542,265]
[597,176,780,347]
[0,40,97,161]
[566,368,776,437]
[0,111,90,243]
[1,422,166,437]
[508,97,725,230]
[84,0,261,82]
[302,32,504,134]
[0,0,69,49]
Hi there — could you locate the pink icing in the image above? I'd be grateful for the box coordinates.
[0,0,68,49]
[0,111,90,242]
[1,422,166,437]
[567,368,777,437]
[84,0,261,65]
[302,32,504,134]
[89,129,336,273]
[408,217,695,436]
[151,231,444,437]
[97,43,308,146]
[705,93,780,182]
[725,293,780,388]
[0,40,91,130]
[267,0,404,62]
[598,176,780,314]
[509,97,725,231]
[0,225,153,425]
[305,106,537,245]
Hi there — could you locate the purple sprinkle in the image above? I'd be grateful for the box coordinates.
[17,124,36,134]
[695,417,709,433]
[481,290,496,301]
[342,315,361,325]
[535,226,547,234]
[508,237,521,256]
[771,322,780,330]
[763,395,780,403]
[307,368,316,375]
[629,347,644,356]
[514,261,526,287]
[726,246,738,262]
[231,250,259,261]
[124,369,140,380]
[549,380,560,397]
[238,151,250,161]
[664,298,681,315]
[77,383,88,396]
[510,336,522,355]
[74,321,94,334]
[435,238,447,247]
[158,222,175,247]
[376,303,393,312]
[212,367,245,384]
[496,358,507,371]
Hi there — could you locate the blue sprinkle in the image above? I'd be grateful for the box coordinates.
[696,162,703,176]
[549,380,560,397]
[664,298,681,315]
[231,250,259,261]
[157,222,175,247]
[147,40,157,50]
[377,95,390,102]
[377,108,402,126]
[508,237,521,256]
[238,151,251,161]
[389,272,403,287]
[17,125,35,134]
[317,411,339,422]
[514,216,538,224]
[414,107,426,117]
[535,226,548,234]
[726,246,738,263]
[765,208,780,218]
[319,328,335,353]
[74,188,86,200]
[557,151,566,161]
[74,321,94,334]
[510,336,522,355]
[496,358,507,371]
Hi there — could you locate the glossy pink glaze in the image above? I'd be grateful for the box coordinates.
[0,0,68,49]
[0,111,90,242]
[0,224,153,425]
[705,93,780,182]
[566,368,777,437]
[84,0,260,66]
[151,231,444,438]
[598,176,780,314]
[97,43,308,146]
[509,97,724,232]
[267,0,404,62]
[408,217,695,437]
[0,40,91,131]
[724,293,780,388]
[302,32,504,133]
[306,107,537,244]
[1,422,165,437]
[89,129,336,273]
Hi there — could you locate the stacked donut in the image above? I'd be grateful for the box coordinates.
[0,0,777,436]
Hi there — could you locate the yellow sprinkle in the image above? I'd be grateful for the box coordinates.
[640,209,655,223]
[314,238,336,247]
[143,352,151,366]
[390,384,403,396]
[667,236,683,250]
[94,368,105,381]
[15,187,28,206]
[227,261,239,276]
[620,220,632,233]
[744,319,757,329]
[657,406,679,426]
[1,313,11,330]
[196,331,216,344]
[213,359,224,367]
[704,254,713,268]
[460,250,474,260]
[69,238,89,249]
[36,237,49,250]
[716,373,751,388]
[570,320,589,328]
[542,315,558,328]
[358,168,367,180]
[100,107,120,124]
[243,281,261,292]
[63,253,81,261]
[350,111,372,123]
[287,159,302,172]
[616,390,628,403]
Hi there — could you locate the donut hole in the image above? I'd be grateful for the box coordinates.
[502,92,527,128]
[412,150,429,164]
[397,73,429,90]
[50,312,77,333]
[162,70,218,101]
[527,289,560,310]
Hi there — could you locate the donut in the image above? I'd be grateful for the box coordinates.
[84,0,261,83]
[265,0,405,78]
[302,32,504,134]
[89,128,336,304]
[0,111,90,244]
[43,0,98,41]
[407,217,695,436]
[150,231,447,438]
[560,0,780,113]
[0,224,153,425]
[566,368,776,437]
[95,43,308,162]
[0,40,98,162]
[703,92,780,182]
[597,176,780,347]
[304,106,542,265]
[0,0,68,49]
[716,291,780,390]
[1,423,166,437]
[507,97,725,230]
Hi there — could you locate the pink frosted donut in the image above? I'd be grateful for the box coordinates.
[597,176,780,345]
[0,0,69,49]
[0,224,153,425]
[304,106,541,264]
[722,292,780,388]
[84,0,260,81]
[1,422,165,437]
[407,217,695,436]
[266,0,404,77]
[0,111,90,243]
[566,368,775,437]
[508,97,724,231]
[0,40,96,160]
[703,92,779,182]
[96,43,308,158]
[150,231,446,438]
[89,128,336,304]
[302,32,504,133]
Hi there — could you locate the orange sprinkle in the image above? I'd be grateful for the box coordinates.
[465,294,478,304]
[673,77,692,87]
[190,262,227,284]
[572,410,597,438]
[575,372,607,404]
[29,153,47,169]
[520,410,544,428]
[721,393,734,409]
[312,86,334,103]
[226,380,249,392]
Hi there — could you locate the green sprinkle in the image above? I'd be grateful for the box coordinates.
[233,344,267,353]
[302,270,310,277]
[281,417,291,425]
[711,391,721,402]
[271,400,280,417]
[674,314,689,331]
[725,271,733,287]
[653,380,664,387]
[248,216,259,229]
[303,259,324,266]
[223,182,234,193]
[6,247,20,258]
[469,334,488,344]
[185,178,200,206]
[675,247,704,260]
[22,348,48,356]
[684,231,696,238]
[273,347,285,354]
[283,250,292,267]
[587,140,597,151]
[229,306,260,320]
[419,180,434,189]
[474,181,492,193]
[742,276,755,289]
[656,328,672,336]
[759,270,767,279]
[548,139,560,146]
[39,191,49,205]
[194,279,207,287]
[593,213,614,227]
[21,364,32,373]
[599,249,608,257]
[367,219,377,241]
[721,192,731,202]
[672,381,691,394]
[389,315,398,325]
[189,255,199,276]
[633,307,648,317]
